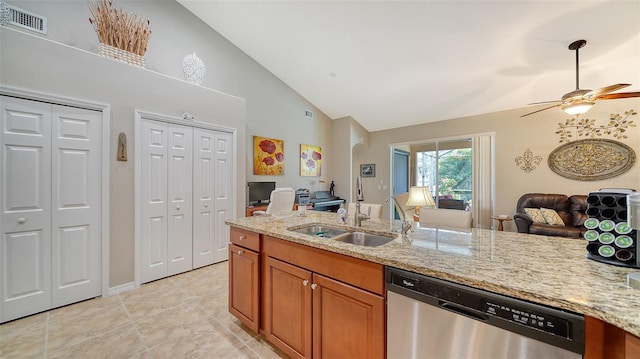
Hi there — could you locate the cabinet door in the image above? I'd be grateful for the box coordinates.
[0,97,52,322]
[264,257,312,359]
[228,244,259,332]
[167,124,193,276]
[312,274,385,359]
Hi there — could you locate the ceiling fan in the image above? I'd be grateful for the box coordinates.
[521,39,640,117]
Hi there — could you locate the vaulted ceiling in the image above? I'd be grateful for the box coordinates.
[178,0,640,132]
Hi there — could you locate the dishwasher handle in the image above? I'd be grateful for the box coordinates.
[439,300,488,322]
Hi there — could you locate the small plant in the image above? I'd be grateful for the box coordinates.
[555,109,637,143]
[88,0,151,56]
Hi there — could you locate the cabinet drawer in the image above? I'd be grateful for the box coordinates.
[264,236,384,295]
[230,227,260,251]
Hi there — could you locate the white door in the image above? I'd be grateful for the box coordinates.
[167,125,193,276]
[1,97,102,323]
[140,120,169,283]
[213,131,233,263]
[192,128,215,268]
[51,105,102,307]
[1,97,52,322]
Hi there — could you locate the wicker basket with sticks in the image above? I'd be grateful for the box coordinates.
[89,0,152,68]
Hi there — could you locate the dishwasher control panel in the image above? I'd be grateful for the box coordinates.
[484,300,569,338]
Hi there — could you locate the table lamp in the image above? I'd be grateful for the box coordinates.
[405,186,435,221]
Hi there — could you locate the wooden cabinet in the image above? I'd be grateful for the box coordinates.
[585,316,640,359]
[228,228,261,332]
[263,236,384,359]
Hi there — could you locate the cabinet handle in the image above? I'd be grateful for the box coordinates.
[303,280,309,286]
[17,218,26,224]
[237,250,244,255]
[238,235,245,241]
[311,283,318,290]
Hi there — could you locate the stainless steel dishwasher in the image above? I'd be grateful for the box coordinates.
[386,267,585,359]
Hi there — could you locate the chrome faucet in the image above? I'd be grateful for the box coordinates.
[354,202,371,227]
[386,196,412,238]
[354,176,369,227]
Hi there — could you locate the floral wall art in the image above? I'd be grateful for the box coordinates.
[253,136,284,175]
[300,144,322,176]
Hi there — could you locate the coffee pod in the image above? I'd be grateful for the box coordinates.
[615,249,634,262]
[584,218,599,229]
[584,230,599,241]
[598,245,615,257]
[614,235,634,249]
[615,222,632,235]
[598,232,615,244]
[599,220,615,232]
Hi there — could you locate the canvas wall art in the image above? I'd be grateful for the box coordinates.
[253,136,284,175]
[300,144,322,176]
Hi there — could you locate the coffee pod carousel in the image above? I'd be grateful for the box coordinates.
[584,190,639,268]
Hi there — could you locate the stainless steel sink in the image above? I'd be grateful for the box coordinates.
[332,231,395,247]
[289,225,349,238]
[288,224,395,247]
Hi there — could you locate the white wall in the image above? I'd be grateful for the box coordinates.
[1,0,335,287]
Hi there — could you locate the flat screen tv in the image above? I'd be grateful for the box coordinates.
[247,181,276,204]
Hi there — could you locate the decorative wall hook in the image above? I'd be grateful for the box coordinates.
[117,132,127,161]
[515,148,542,173]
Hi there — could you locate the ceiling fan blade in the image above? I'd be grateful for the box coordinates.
[599,91,640,100]
[527,100,562,106]
[584,84,631,99]
[521,103,561,117]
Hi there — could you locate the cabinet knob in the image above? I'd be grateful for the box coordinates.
[176,205,181,210]
[311,283,318,290]
[239,235,245,241]
[303,279,309,286]
[18,218,26,224]
[237,250,244,255]
[204,203,209,208]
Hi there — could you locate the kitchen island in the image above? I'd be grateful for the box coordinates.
[226,211,640,358]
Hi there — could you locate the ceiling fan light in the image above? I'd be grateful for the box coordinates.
[562,101,594,116]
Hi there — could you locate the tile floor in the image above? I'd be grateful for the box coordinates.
[0,262,289,359]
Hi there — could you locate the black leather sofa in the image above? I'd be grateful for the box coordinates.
[513,193,588,238]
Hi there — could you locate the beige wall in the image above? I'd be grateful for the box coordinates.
[355,99,640,231]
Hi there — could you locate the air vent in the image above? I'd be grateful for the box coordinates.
[305,109,313,119]
[6,4,47,34]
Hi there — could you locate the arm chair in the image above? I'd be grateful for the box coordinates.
[419,207,472,229]
[253,188,295,216]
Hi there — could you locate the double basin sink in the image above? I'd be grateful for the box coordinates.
[288,224,395,247]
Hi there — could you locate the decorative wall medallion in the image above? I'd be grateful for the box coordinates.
[548,139,635,181]
[515,148,542,173]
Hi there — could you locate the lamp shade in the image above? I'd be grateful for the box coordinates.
[405,186,435,208]
[562,101,594,116]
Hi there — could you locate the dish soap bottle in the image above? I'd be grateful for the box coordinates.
[337,204,347,224]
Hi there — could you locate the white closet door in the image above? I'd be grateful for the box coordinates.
[213,131,233,263]
[167,124,193,276]
[140,120,169,283]
[192,128,216,268]
[51,105,102,307]
[0,97,52,322]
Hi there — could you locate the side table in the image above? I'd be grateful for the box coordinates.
[491,215,512,231]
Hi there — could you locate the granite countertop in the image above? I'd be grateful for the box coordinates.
[226,211,640,337]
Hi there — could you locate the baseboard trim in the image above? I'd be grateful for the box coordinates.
[108,282,137,296]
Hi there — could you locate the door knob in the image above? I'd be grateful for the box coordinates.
[18,218,26,224]
[176,205,181,210]
[204,203,209,208]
